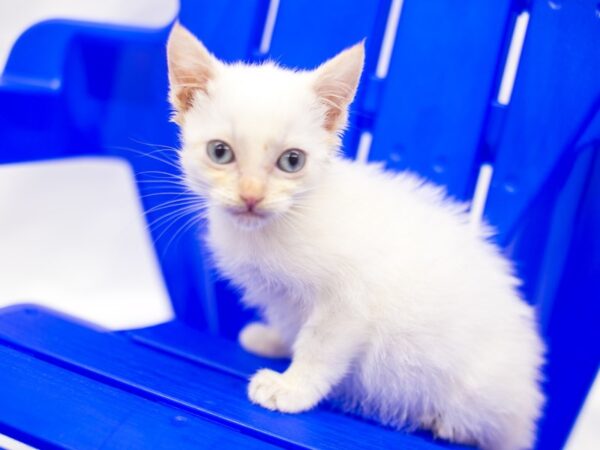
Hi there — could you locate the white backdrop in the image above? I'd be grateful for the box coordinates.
[0,0,178,329]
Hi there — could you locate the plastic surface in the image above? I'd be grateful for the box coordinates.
[0,0,599,449]
[0,305,468,450]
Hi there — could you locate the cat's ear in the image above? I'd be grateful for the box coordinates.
[313,41,365,133]
[166,22,218,121]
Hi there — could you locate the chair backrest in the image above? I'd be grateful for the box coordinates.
[480,2,600,448]
[0,1,598,448]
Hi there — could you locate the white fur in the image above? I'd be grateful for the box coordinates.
[167,24,545,450]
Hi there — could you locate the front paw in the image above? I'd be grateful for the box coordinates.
[248,369,322,413]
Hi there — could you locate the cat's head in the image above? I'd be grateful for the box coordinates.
[167,23,364,230]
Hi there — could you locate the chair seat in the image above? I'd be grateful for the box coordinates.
[0,305,469,449]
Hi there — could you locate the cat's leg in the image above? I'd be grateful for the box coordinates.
[248,294,365,413]
[239,322,290,358]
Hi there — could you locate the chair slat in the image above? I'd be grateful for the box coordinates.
[179,0,269,61]
[268,0,384,69]
[369,0,513,199]
[484,0,600,239]
[0,346,277,450]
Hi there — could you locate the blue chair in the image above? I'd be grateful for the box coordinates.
[0,1,598,448]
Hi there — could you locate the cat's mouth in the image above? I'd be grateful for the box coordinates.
[225,206,273,229]
[232,210,267,218]
[227,207,270,220]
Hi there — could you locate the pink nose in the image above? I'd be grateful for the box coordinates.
[240,195,263,210]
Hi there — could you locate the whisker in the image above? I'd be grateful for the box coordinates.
[149,210,205,246]
[110,145,182,171]
[146,203,204,230]
[140,191,193,200]
[145,197,204,215]
[137,179,188,187]
[153,207,203,243]
[137,170,186,180]
[129,138,181,153]
[162,212,206,255]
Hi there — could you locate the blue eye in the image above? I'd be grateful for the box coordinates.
[277,149,306,173]
[207,140,235,164]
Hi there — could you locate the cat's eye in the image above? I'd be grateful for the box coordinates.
[207,140,235,164]
[277,149,306,173]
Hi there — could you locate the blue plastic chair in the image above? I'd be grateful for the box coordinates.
[0,1,598,448]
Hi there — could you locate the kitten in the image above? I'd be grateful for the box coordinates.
[166,23,545,450]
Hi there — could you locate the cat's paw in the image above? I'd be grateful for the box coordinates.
[239,322,290,358]
[248,369,321,413]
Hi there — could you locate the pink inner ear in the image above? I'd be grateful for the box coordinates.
[314,76,355,133]
[176,86,195,112]
[318,88,349,132]
[171,69,212,112]
[313,43,365,132]
[167,23,215,114]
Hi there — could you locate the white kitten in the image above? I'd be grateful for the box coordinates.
[167,23,545,450]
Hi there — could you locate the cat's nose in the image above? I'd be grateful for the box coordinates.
[240,195,264,210]
[239,176,265,210]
